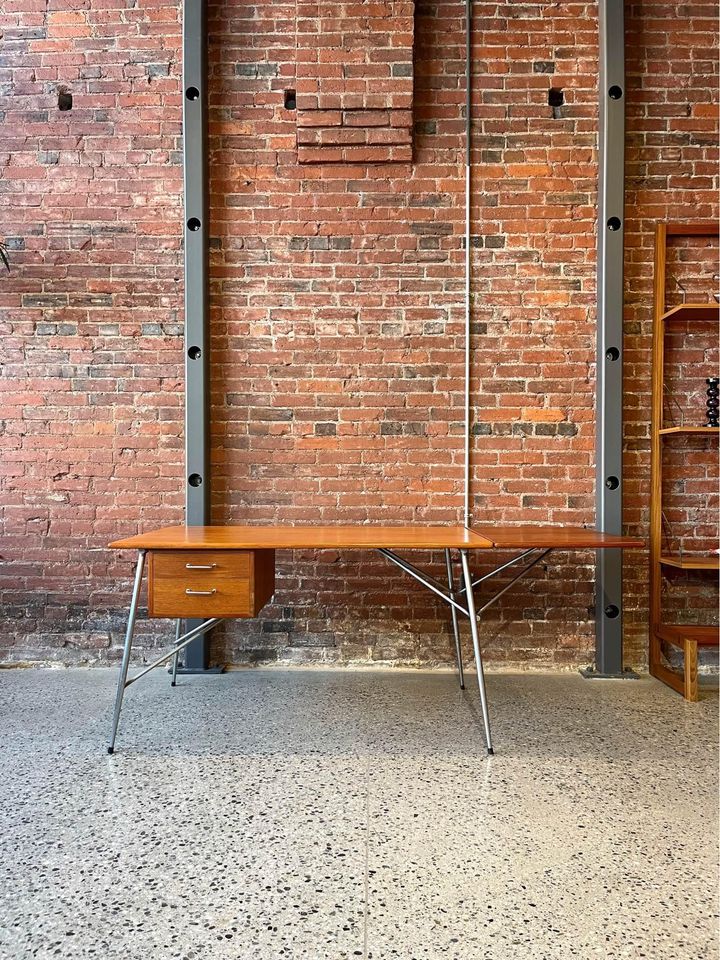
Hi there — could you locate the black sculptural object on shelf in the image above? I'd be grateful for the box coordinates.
[706,377,719,428]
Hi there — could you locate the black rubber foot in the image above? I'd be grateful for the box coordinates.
[487,747,494,756]
[460,683,466,690]
[171,681,176,687]
[107,746,114,755]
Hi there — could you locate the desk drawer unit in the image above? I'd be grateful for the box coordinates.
[147,549,275,618]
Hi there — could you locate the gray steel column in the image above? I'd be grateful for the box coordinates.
[183,0,212,669]
[594,0,626,675]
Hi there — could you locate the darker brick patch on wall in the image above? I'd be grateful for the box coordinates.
[0,1,717,671]
[295,0,415,163]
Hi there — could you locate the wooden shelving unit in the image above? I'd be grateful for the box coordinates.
[649,221,720,701]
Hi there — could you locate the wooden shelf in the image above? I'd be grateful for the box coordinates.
[660,303,719,324]
[666,222,720,237]
[659,554,720,570]
[658,426,719,436]
[655,623,719,648]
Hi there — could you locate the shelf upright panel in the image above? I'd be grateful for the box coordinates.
[648,223,666,678]
[183,0,212,669]
[594,0,627,675]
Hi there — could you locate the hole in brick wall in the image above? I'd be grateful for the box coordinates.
[188,473,203,487]
[187,218,201,232]
[548,87,564,108]
[608,85,623,100]
[606,346,620,361]
[605,475,620,490]
[188,346,202,360]
[604,604,620,619]
[186,86,200,101]
[284,89,297,110]
[58,90,73,111]
[607,217,622,231]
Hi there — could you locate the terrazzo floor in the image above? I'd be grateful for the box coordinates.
[0,667,717,960]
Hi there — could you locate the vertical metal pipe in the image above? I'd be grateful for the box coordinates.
[463,0,473,528]
[594,0,626,675]
[183,0,212,669]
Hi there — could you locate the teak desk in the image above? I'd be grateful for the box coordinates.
[107,524,643,754]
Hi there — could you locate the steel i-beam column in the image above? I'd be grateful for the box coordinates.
[592,0,627,676]
[182,0,212,669]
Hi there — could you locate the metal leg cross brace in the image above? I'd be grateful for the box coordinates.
[107,550,224,754]
[376,546,554,755]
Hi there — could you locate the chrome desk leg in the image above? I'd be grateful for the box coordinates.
[171,619,181,687]
[460,550,493,755]
[444,549,465,689]
[107,550,146,755]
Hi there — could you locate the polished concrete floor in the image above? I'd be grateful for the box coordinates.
[0,667,716,960]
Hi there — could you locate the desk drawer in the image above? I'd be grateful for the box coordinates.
[147,549,274,618]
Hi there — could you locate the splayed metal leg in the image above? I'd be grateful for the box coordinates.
[107,550,146,755]
[444,549,465,689]
[459,549,493,755]
[171,620,181,686]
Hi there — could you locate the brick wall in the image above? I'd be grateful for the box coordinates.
[1,0,717,670]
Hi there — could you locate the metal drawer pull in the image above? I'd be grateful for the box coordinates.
[185,588,217,596]
[186,563,217,570]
